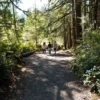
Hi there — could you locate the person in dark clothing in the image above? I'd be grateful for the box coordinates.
[48,42,52,54]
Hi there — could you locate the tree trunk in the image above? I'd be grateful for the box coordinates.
[72,0,76,48]
[63,33,67,49]
[75,0,82,39]
[63,17,67,49]
[82,0,86,32]
[89,0,93,24]
[35,37,38,47]
[84,0,86,16]
[94,0,99,29]
[67,22,72,49]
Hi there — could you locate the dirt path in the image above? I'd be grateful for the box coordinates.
[9,51,91,100]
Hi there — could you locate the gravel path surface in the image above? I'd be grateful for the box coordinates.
[9,51,91,100]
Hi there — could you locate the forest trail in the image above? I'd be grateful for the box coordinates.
[9,50,91,100]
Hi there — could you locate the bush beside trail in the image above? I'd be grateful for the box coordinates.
[72,30,100,93]
[0,41,41,99]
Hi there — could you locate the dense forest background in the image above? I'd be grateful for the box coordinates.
[0,0,100,96]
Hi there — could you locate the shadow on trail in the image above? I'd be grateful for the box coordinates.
[10,53,86,100]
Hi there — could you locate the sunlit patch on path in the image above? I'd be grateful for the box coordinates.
[21,68,26,72]
[36,53,74,61]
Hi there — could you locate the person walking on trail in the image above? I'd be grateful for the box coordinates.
[42,42,47,53]
[53,41,57,54]
[48,42,52,54]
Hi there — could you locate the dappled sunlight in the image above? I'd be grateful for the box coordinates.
[64,82,83,91]
[32,61,39,65]
[60,90,70,100]
[25,68,35,75]
[0,0,99,99]
[47,61,57,65]
[36,53,75,62]
[36,77,49,82]
[62,82,91,100]
[21,68,26,72]
[10,51,91,100]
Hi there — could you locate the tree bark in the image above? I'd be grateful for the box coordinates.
[94,0,99,29]
[89,0,93,24]
[67,22,72,49]
[63,17,67,49]
[75,0,82,39]
[72,0,76,48]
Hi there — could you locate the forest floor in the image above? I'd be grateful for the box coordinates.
[7,50,92,100]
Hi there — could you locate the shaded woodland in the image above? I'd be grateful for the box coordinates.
[0,0,100,98]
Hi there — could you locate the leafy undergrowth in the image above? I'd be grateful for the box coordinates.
[72,30,100,94]
[0,41,37,100]
[0,65,22,100]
